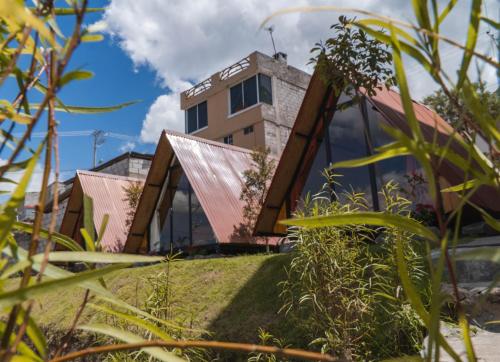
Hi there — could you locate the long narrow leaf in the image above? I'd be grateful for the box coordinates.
[280,212,438,242]
[0,142,44,248]
[78,324,184,362]
[0,263,128,309]
[31,251,165,264]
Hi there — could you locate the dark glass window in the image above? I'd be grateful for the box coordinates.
[230,84,244,114]
[223,134,233,145]
[187,106,198,133]
[157,172,218,251]
[229,73,272,114]
[243,76,257,108]
[300,138,329,201]
[186,102,208,134]
[191,191,216,246]
[244,125,254,135]
[258,74,272,105]
[198,101,208,129]
[159,205,172,253]
[329,104,373,205]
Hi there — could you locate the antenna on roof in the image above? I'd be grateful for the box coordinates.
[265,25,277,57]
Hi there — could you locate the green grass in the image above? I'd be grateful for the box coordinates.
[19,253,307,346]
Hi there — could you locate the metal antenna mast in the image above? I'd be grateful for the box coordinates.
[265,25,277,56]
[91,130,106,168]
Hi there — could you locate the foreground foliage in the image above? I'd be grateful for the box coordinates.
[282,181,428,361]
[273,1,499,361]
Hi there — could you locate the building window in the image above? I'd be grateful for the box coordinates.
[229,73,272,115]
[243,125,254,135]
[185,101,208,133]
[223,134,233,145]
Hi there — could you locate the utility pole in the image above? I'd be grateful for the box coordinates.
[265,25,277,57]
[91,130,105,168]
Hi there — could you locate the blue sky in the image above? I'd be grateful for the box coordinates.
[2,0,498,189]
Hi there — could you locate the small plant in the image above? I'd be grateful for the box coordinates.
[311,15,395,99]
[236,147,276,241]
[122,180,144,230]
[280,181,428,361]
[248,328,290,362]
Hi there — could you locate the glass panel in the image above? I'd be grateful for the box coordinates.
[187,106,198,133]
[159,208,172,253]
[329,103,373,206]
[300,139,329,201]
[197,101,208,129]
[366,104,431,206]
[171,175,191,249]
[230,83,244,114]
[258,74,272,105]
[243,76,257,108]
[191,190,216,246]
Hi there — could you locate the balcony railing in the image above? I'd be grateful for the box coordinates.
[184,77,213,99]
[219,56,250,81]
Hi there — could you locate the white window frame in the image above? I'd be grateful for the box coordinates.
[228,73,272,116]
[185,101,208,134]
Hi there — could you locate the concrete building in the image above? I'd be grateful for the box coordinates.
[180,51,310,155]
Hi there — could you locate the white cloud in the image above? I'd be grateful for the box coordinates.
[119,141,136,153]
[102,0,499,142]
[0,159,55,194]
[140,94,185,142]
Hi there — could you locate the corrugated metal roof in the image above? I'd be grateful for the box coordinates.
[124,130,279,253]
[166,131,278,245]
[60,170,144,252]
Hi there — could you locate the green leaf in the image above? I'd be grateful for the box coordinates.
[96,214,109,249]
[0,263,127,309]
[0,142,44,250]
[53,7,104,15]
[32,251,165,264]
[441,179,481,192]
[80,228,95,252]
[331,143,409,169]
[88,303,174,341]
[17,308,47,359]
[438,0,459,24]
[83,193,95,244]
[280,212,438,242]
[58,70,93,88]
[394,235,461,361]
[30,100,140,114]
[481,16,499,29]
[78,324,184,362]
[457,0,482,89]
[456,247,500,263]
[0,259,31,279]
[12,221,84,252]
[81,34,104,42]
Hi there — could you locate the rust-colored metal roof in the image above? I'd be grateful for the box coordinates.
[124,130,279,253]
[59,170,144,252]
[255,70,499,235]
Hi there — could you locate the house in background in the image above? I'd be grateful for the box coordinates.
[124,130,280,255]
[254,70,500,236]
[42,152,152,231]
[59,170,144,252]
[180,51,310,155]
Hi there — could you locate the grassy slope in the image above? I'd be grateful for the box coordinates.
[28,253,305,345]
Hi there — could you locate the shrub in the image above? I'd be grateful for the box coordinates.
[280,180,429,361]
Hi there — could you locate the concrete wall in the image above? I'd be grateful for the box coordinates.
[180,51,310,155]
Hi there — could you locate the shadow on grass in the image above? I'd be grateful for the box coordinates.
[206,253,311,359]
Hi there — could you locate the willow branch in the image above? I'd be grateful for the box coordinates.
[50,340,338,362]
